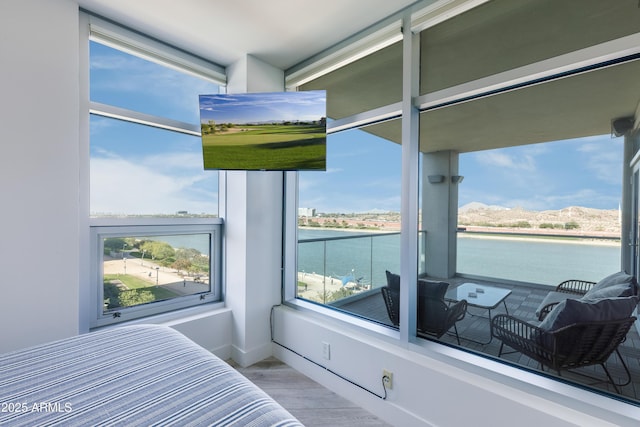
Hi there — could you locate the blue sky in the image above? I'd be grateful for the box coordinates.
[298,131,623,213]
[458,135,623,211]
[199,92,326,125]
[90,41,219,216]
[90,41,623,216]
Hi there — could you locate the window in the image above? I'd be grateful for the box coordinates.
[90,223,221,327]
[290,34,405,321]
[89,39,220,218]
[89,116,217,217]
[457,138,622,284]
[284,0,640,405]
[296,122,402,321]
[85,14,226,325]
[414,2,639,402]
[88,166,222,326]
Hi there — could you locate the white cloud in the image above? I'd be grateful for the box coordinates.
[91,47,217,121]
[475,151,536,172]
[575,135,613,151]
[579,140,623,185]
[89,116,117,137]
[481,188,620,211]
[90,154,217,215]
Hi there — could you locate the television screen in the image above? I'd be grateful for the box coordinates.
[199,91,326,171]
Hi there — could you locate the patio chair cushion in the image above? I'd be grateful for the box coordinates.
[539,295,639,333]
[386,270,400,292]
[583,283,636,300]
[535,272,637,318]
[535,292,582,318]
[384,273,450,298]
[417,279,449,300]
[583,271,636,299]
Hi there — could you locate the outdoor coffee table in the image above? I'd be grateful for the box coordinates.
[444,283,511,344]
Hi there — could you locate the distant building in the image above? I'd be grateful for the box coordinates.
[298,207,316,217]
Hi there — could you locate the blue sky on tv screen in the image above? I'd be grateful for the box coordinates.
[199,92,326,125]
[90,41,622,215]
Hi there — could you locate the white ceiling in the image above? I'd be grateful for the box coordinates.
[77,0,418,70]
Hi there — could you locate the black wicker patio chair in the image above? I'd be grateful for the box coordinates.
[536,272,638,321]
[381,279,467,344]
[381,285,399,327]
[491,313,636,393]
[537,279,595,320]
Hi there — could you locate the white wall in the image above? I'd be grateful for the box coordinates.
[224,55,285,366]
[0,0,80,352]
[0,0,233,355]
[273,306,640,427]
[166,310,233,357]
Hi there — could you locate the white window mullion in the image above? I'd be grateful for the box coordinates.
[327,102,403,134]
[90,101,201,136]
[399,14,420,343]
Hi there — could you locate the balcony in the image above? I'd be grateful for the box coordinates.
[297,232,640,403]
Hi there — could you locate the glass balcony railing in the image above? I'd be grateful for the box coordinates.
[297,231,399,305]
[297,231,427,306]
[297,228,620,308]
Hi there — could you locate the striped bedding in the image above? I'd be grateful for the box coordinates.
[0,325,302,426]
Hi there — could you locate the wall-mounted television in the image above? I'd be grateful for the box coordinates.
[199,91,326,171]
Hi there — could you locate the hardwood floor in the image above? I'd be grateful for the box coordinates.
[229,358,391,427]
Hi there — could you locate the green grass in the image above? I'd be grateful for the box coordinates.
[104,274,178,300]
[105,273,149,289]
[202,124,326,170]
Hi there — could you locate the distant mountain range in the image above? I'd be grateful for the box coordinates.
[309,203,620,237]
[458,203,620,236]
[459,202,509,212]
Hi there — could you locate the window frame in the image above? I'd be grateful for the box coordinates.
[87,13,226,136]
[283,0,640,325]
[282,4,640,407]
[88,14,225,86]
[282,17,408,338]
[81,11,227,328]
[90,220,223,328]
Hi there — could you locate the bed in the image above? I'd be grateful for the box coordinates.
[0,324,302,426]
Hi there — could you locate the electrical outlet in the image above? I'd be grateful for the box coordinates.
[382,369,393,389]
[322,342,331,360]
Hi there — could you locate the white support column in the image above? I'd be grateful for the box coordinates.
[421,151,460,279]
[223,55,285,367]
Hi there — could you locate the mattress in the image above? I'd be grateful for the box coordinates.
[0,324,302,426]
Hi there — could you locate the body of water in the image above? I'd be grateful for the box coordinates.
[298,229,401,287]
[457,234,620,285]
[298,229,621,287]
